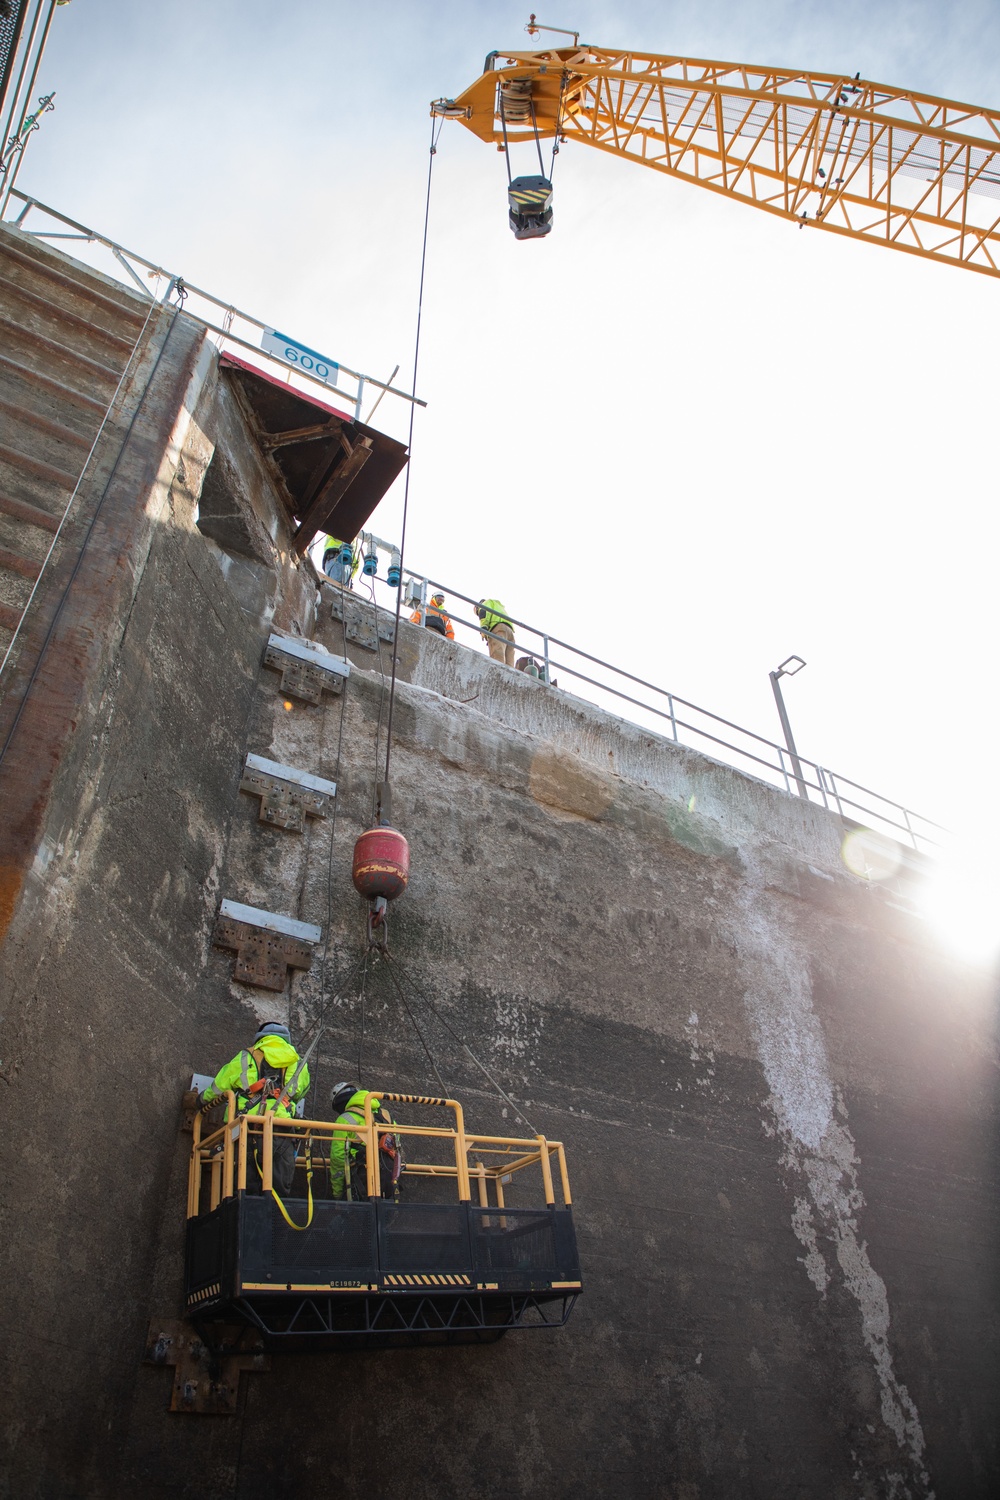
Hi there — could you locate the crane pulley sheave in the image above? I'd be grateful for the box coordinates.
[434,45,1000,277]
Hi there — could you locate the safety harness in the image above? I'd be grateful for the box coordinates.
[241,1046,314,1230]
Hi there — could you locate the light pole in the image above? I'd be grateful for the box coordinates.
[769,655,808,799]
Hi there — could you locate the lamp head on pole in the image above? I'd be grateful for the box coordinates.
[773,654,806,680]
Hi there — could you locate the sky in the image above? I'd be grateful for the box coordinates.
[11,0,1000,859]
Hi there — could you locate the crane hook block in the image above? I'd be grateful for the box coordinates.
[352,826,410,902]
[508,176,553,239]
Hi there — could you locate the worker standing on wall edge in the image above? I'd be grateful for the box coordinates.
[200,1023,311,1195]
[328,1082,402,1201]
[410,591,455,639]
[322,535,360,588]
[476,598,515,666]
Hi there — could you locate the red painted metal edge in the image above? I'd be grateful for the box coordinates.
[219,352,354,425]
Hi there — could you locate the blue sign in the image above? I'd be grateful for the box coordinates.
[261,327,340,386]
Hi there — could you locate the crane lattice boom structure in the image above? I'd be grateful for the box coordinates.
[441,46,1000,277]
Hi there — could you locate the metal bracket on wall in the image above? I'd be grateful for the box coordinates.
[240,753,337,833]
[144,1319,270,1415]
[263,630,351,705]
[212,899,321,991]
[327,588,396,650]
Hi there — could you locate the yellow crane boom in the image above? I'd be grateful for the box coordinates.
[437,44,1000,276]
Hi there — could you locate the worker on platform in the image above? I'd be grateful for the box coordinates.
[410,591,455,640]
[322,535,360,588]
[200,1022,310,1196]
[328,1082,402,1201]
[475,598,515,666]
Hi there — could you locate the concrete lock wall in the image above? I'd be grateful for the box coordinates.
[0,237,997,1500]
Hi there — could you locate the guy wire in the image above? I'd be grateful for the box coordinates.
[382,111,444,788]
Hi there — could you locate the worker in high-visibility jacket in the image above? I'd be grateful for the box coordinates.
[200,1023,310,1195]
[475,597,515,666]
[328,1083,401,1201]
[321,535,360,588]
[409,591,455,640]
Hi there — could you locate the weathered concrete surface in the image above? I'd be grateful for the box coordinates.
[0,242,997,1499]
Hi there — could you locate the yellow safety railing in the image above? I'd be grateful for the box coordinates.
[187,1089,572,1219]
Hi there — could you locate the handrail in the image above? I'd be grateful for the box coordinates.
[396,569,945,856]
[187,1094,572,1215]
[0,190,425,421]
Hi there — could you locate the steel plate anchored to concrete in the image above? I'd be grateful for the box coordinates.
[144,1319,269,1415]
[240,753,337,833]
[213,899,321,992]
[263,631,350,705]
[327,588,396,650]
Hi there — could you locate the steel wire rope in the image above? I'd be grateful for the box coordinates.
[380,950,450,1096]
[499,88,514,185]
[0,299,181,767]
[528,97,546,177]
[301,585,352,1116]
[381,111,444,787]
[548,73,567,179]
[296,948,369,1120]
[356,943,371,1084]
[347,567,388,1083]
[383,950,539,1134]
[358,569,389,825]
[0,277,167,685]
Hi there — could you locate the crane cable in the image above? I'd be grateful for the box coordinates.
[383,949,539,1134]
[381,111,444,788]
[301,584,352,1117]
[498,75,566,186]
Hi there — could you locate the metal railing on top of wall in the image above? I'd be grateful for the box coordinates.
[0,190,424,423]
[397,571,944,858]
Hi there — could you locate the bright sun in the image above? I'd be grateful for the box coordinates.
[916,840,1000,964]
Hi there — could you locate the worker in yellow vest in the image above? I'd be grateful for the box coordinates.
[200,1022,310,1195]
[410,591,455,640]
[322,535,360,587]
[475,598,515,666]
[328,1082,402,1201]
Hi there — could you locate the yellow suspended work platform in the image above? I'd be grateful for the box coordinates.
[185,1090,582,1348]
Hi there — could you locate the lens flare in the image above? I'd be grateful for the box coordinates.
[840,828,902,883]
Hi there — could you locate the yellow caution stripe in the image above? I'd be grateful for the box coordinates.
[186,1282,221,1305]
[550,1281,582,1289]
[510,188,550,205]
[383,1273,472,1288]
